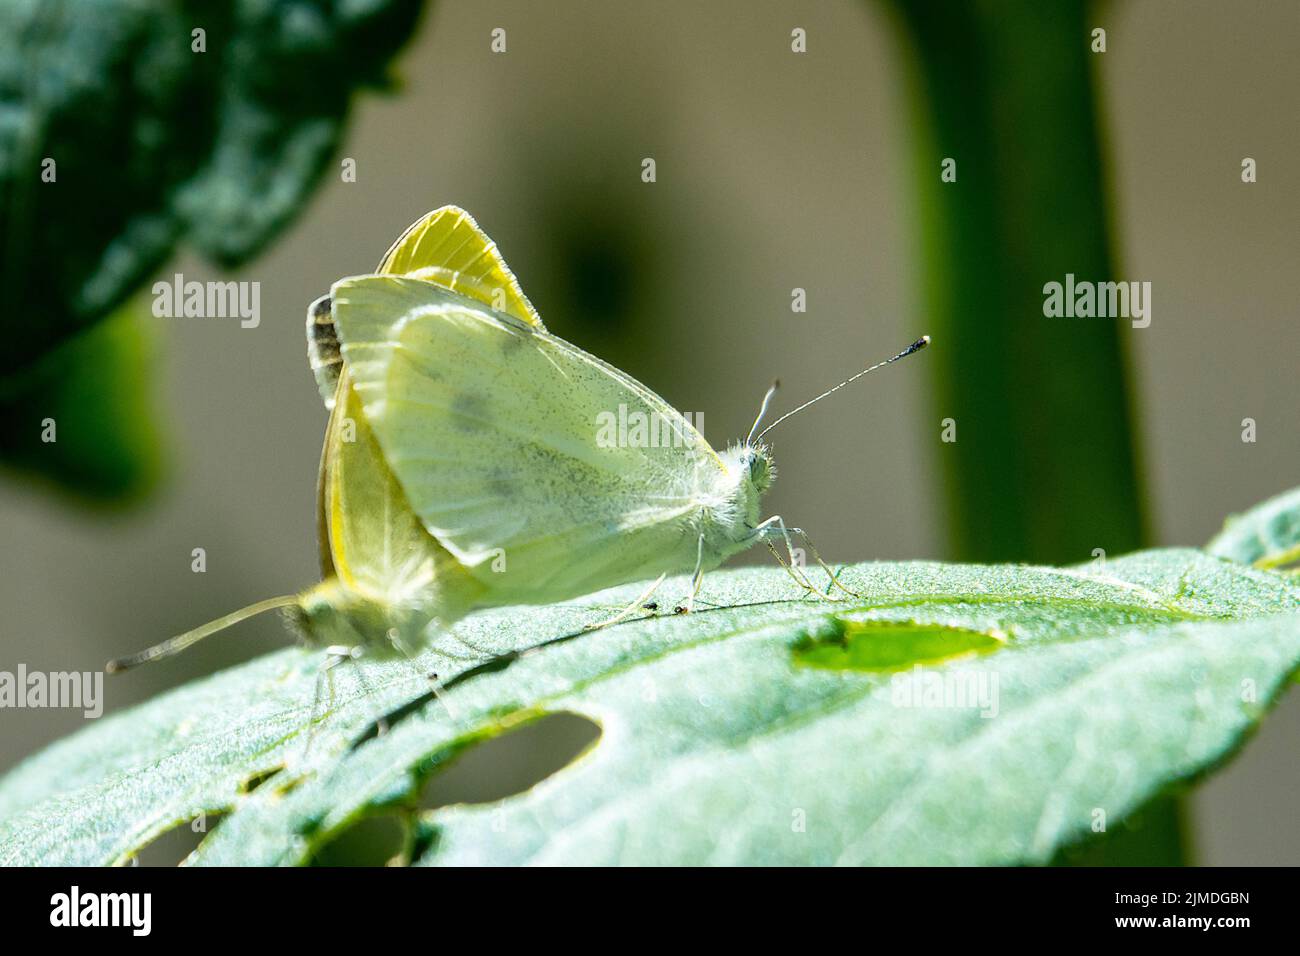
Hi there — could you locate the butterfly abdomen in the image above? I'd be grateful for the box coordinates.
[287,579,453,659]
[307,293,343,409]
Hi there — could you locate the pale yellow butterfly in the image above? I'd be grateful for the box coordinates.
[108,206,928,676]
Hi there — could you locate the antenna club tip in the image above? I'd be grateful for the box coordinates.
[919,335,931,347]
[105,660,124,674]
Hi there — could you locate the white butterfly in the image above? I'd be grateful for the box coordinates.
[110,207,928,675]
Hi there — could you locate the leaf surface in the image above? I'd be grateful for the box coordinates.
[2,549,1297,866]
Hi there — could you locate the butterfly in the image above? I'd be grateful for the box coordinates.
[108,206,928,676]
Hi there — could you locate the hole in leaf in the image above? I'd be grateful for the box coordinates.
[239,765,283,794]
[308,814,407,867]
[418,711,601,810]
[793,620,1004,673]
[407,818,441,864]
[127,811,226,867]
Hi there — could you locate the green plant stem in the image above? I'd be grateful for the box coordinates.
[885,0,1182,864]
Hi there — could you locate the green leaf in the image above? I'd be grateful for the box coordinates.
[0,301,165,503]
[0,0,426,497]
[1207,486,1300,571]
[2,548,1297,866]
[0,0,425,375]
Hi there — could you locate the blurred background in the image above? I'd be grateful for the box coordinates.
[1,0,1297,864]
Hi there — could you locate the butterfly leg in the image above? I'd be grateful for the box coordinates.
[303,646,356,758]
[677,534,707,614]
[343,647,390,737]
[423,670,459,722]
[759,522,863,598]
[764,539,834,600]
[754,516,857,599]
[585,573,667,630]
[752,515,826,597]
[783,526,860,599]
[393,632,460,724]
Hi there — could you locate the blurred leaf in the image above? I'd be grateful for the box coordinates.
[1207,487,1300,571]
[0,0,424,374]
[1,548,1297,865]
[0,301,163,501]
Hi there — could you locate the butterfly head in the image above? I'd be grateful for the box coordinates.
[738,442,775,494]
[724,441,775,497]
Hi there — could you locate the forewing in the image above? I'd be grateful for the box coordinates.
[331,274,725,600]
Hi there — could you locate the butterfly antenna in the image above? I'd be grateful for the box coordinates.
[755,335,930,442]
[105,595,299,673]
[745,380,781,445]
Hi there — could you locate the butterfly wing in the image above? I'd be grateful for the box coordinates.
[319,364,483,616]
[308,205,545,413]
[331,274,728,604]
[377,205,545,329]
[314,205,534,586]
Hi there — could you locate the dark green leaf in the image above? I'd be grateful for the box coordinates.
[0,0,425,375]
